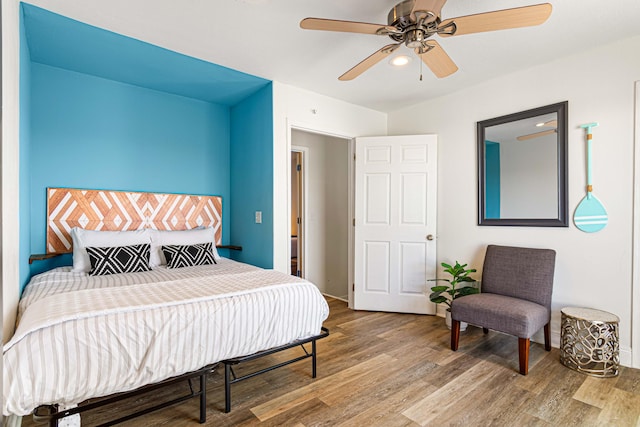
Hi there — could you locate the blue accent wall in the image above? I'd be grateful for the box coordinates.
[28,64,232,277]
[230,85,274,268]
[485,141,501,219]
[19,8,33,288]
[21,3,268,105]
[19,3,274,287]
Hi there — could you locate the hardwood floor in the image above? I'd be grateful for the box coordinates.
[23,297,640,426]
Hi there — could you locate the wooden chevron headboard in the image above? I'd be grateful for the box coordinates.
[46,188,222,254]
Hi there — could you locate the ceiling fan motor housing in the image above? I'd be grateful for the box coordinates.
[405,29,426,48]
[388,0,439,48]
[387,0,417,32]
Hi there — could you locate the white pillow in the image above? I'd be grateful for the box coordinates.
[70,228,152,273]
[149,227,219,267]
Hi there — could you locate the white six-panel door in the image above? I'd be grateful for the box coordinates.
[354,135,437,314]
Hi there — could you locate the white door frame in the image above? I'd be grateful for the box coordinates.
[287,121,355,308]
[632,81,640,368]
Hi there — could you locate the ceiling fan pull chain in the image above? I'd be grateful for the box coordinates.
[420,57,423,81]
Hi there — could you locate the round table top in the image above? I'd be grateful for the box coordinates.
[561,307,619,323]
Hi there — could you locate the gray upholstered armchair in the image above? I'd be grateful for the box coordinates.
[450,245,556,375]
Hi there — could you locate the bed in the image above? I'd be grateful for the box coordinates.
[3,188,330,424]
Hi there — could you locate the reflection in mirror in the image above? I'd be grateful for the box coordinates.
[478,101,568,227]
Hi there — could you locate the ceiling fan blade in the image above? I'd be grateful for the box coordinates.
[415,41,458,78]
[439,3,552,37]
[517,129,556,141]
[300,18,398,35]
[411,0,448,23]
[339,44,401,81]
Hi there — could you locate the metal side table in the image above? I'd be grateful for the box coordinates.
[560,307,619,377]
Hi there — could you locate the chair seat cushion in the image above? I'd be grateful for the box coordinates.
[451,293,550,338]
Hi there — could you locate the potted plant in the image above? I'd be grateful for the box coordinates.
[429,261,479,330]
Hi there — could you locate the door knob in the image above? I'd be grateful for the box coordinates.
[426,234,434,241]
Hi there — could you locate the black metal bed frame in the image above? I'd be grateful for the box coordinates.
[33,364,212,427]
[221,326,330,412]
[31,327,329,426]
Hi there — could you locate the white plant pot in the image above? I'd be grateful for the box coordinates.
[445,310,467,331]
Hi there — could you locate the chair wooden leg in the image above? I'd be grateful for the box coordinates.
[518,337,530,375]
[483,327,489,334]
[544,323,551,351]
[451,320,460,351]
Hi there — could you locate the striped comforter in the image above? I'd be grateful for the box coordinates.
[3,259,329,416]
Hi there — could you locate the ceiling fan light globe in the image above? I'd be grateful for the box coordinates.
[389,55,412,66]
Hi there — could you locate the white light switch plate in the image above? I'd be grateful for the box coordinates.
[255,211,262,224]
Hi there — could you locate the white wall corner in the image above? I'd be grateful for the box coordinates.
[2,0,22,344]
[271,82,289,274]
[632,80,640,369]
[620,346,633,368]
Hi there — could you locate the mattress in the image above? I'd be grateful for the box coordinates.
[3,259,329,416]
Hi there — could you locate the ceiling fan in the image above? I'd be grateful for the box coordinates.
[517,119,557,141]
[300,0,552,81]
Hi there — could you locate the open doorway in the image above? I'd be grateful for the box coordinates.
[291,129,351,301]
[291,150,304,277]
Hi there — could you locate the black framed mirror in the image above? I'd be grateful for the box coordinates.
[477,101,568,227]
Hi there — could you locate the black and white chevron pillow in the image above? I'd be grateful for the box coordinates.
[86,244,151,276]
[162,242,216,269]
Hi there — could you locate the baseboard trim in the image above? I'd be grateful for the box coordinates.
[323,293,347,303]
[531,328,632,368]
[438,316,634,368]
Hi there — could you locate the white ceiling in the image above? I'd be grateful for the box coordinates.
[24,0,640,113]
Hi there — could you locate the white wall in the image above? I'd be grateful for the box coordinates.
[2,1,21,422]
[292,130,349,299]
[388,35,640,367]
[2,0,21,344]
[633,82,640,368]
[272,82,387,276]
